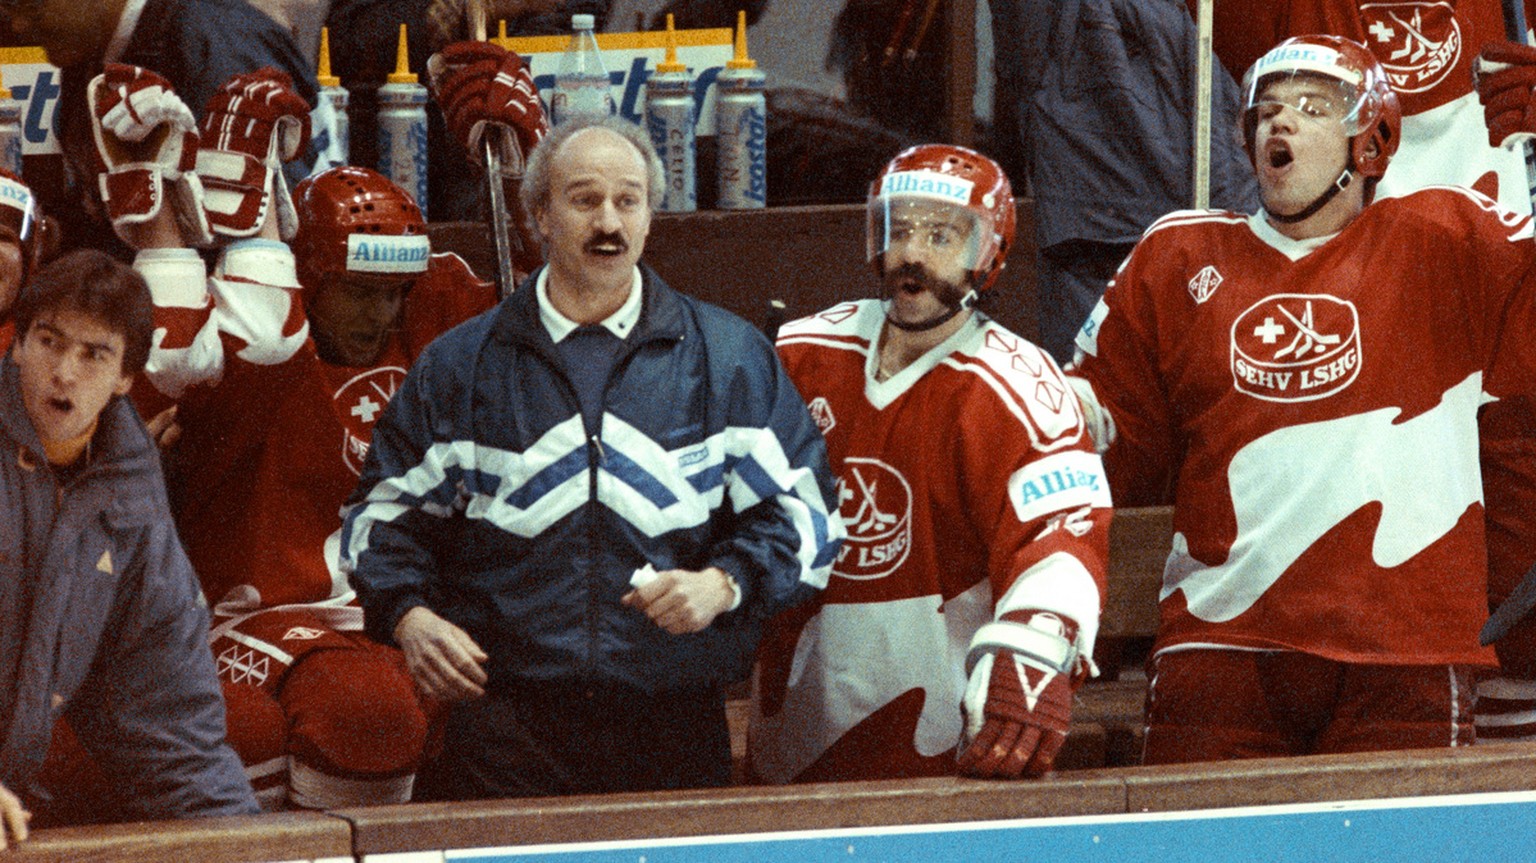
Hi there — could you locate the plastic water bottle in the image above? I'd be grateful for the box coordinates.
[377,23,429,216]
[715,11,766,209]
[644,14,695,212]
[551,13,615,126]
[0,70,23,178]
[311,26,350,173]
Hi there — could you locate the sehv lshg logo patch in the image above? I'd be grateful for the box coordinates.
[1230,294,1361,402]
[833,458,912,580]
[1361,2,1460,94]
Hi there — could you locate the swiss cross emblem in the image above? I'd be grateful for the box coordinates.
[1361,2,1460,94]
[1188,265,1222,304]
[332,366,406,475]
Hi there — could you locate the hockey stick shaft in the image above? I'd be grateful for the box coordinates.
[1191,0,1213,209]
[471,0,522,299]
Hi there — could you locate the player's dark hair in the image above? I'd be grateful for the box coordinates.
[12,249,155,376]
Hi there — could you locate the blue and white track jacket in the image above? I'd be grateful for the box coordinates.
[342,265,843,694]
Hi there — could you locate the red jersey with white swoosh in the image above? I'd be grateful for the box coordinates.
[1071,186,1536,665]
[142,250,495,621]
[749,300,1110,783]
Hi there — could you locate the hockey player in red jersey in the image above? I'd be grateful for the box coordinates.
[89,60,536,807]
[748,145,1111,782]
[1069,35,1536,763]
[1467,19,1536,744]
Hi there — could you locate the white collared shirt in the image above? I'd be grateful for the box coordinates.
[535,267,643,343]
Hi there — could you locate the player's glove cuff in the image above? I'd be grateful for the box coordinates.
[195,148,298,239]
[966,617,1078,678]
[88,68,213,245]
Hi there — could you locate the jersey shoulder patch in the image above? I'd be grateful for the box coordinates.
[777,301,879,349]
[943,321,1086,450]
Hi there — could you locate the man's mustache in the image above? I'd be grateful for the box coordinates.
[585,232,628,253]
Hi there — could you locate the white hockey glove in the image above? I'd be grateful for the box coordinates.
[958,610,1078,778]
[197,68,312,240]
[88,64,212,246]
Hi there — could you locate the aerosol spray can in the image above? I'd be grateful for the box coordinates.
[551,13,615,126]
[377,23,429,216]
[644,14,695,212]
[312,26,350,172]
[715,10,766,209]
[0,70,22,178]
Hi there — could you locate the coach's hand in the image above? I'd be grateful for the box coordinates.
[0,781,29,849]
[394,606,489,702]
[623,566,738,634]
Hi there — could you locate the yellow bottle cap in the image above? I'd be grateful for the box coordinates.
[727,9,756,70]
[657,13,686,74]
[317,26,340,88]
[387,23,418,84]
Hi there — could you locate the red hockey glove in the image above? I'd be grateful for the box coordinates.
[1475,40,1536,150]
[196,68,312,240]
[428,41,548,178]
[87,64,211,246]
[957,610,1078,779]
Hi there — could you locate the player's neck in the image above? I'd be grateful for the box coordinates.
[876,311,970,380]
[1265,176,1366,241]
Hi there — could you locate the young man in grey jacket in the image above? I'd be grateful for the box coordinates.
[0,249,256,846]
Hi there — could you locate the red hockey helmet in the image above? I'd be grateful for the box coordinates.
[291,166,430,295]
[1241,35,1400,179]
[0,168,44,284]
[867,144,1016,294]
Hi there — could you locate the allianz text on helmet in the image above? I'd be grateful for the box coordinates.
[291,166,431,296]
